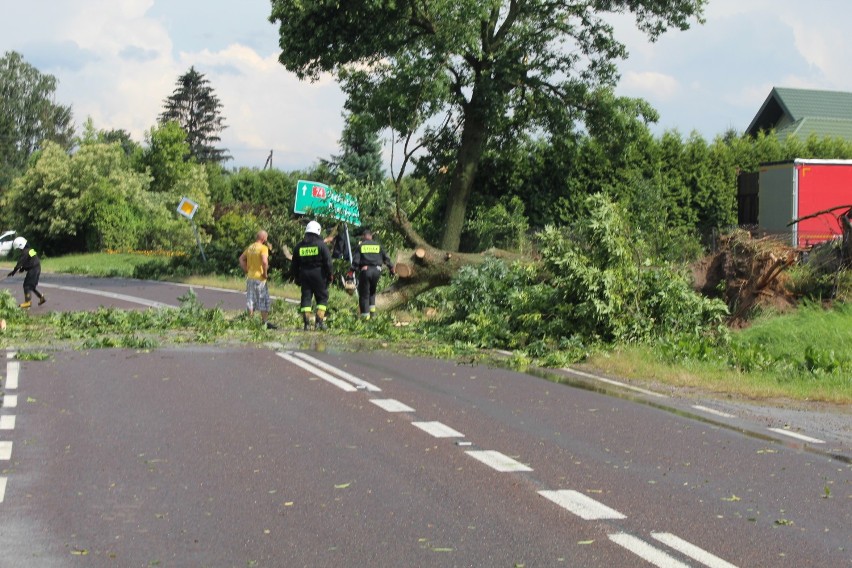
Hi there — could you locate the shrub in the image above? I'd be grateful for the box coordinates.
[431,194,728,358]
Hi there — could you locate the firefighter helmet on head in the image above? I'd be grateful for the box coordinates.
[12,237,27,250]
[305,221,322,236]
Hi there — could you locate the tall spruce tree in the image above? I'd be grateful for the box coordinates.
[159,66,230,164]
[331,113,385,184]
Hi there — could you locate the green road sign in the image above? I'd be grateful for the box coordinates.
[294,180,361,226]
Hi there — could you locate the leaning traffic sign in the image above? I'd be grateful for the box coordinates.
[176,197,199,220]
[294,180,361,226]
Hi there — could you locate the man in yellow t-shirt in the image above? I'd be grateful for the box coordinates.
[239,230,276,329]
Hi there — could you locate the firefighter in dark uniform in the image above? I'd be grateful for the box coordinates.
[351,228,394,319]
[7,237,46,309]
[291,220,333,330]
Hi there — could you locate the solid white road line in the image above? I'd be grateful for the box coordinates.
[0,415,14,430]
[564,368,668,398]
[370,399,415,413]
[5,361,19,390]
[2,395,16,408]
[0,476,6,503]
[277,352,357,392]
[608,533,691,568]
[538,490,626,520]
[691,405,735,418]
[768,427,825,444]
[292,352,381,392]
[465,450,532,472]
[38,283,174,308]
[651,532,740,568]
[412,421,465,438]
[0,441,11,460]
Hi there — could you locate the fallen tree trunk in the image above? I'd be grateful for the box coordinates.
[374,209,524,311]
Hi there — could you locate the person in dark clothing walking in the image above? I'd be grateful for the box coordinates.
[292,220,333,330]
[351,228,394,319]
[7,237,46,309]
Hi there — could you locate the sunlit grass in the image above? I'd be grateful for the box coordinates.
[2,252,169,278]
[583,309,852,405]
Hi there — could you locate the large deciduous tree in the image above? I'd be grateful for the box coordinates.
[0,51,75,190]
[270,0,706,251]
[159,66,230,164]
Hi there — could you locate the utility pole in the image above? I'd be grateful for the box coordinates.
[263,150,273,170]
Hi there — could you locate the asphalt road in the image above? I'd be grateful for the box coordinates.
[0,276,849,567]
[0,273,250,312]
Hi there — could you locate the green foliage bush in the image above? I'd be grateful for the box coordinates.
[463,195,529,252]
[0,290,27,323]
[430,194,728,359]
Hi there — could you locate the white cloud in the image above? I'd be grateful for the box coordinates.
[0,0,347,170]
[783,16,852,90]
[187,45,345,169]
[621,71,680,100]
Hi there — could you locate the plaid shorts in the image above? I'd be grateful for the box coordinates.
[246,279,271,312]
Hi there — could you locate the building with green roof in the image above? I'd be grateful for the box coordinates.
[746,87,852,141]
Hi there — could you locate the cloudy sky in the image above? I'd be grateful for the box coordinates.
[2,1,851,171]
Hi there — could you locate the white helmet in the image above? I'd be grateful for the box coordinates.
[12,237,27,250]
[305,221,322,236]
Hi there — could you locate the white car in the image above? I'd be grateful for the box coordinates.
[0,231,17,257]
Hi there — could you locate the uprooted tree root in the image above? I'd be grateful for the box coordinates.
[693,230,798,325]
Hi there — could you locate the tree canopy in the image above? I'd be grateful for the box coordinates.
[159,66,230,164]
[0,51,75,190]
[270,0,707,251]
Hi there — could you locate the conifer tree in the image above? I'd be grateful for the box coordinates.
[331,113,384,184]
[159,66,230,164]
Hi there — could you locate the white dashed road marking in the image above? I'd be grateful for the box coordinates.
[0,477,6,502]
[651,532,739,568]
[412,421,464,438]
[370,399,415,413]
[767,428,825,444]
[292,352,381,392]
[277,352,357,392]
[691,405,735,418]
[5,361,18,390]
[564,368,668,398]
[0,415,15,430]
[0,441,12,460]
[3,395,17,408]
[608,533,691,568]
[465,450,532,472]
[538,490,626,520]
[280,350,742,566]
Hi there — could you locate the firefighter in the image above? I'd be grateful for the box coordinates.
[291,220,333,330]
[7,237,46,309]
[351,228,394,319]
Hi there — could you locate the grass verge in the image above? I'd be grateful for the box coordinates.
[583,304,852,404]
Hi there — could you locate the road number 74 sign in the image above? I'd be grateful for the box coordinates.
[293,180,361,226]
